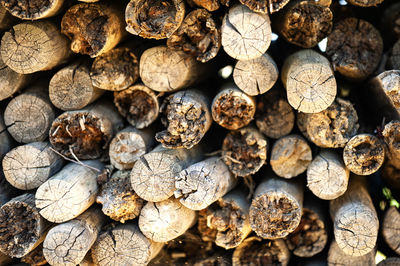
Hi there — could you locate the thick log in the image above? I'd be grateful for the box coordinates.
[91,223,164,266]
[222,126,267,177]
[167,9,220,63]
[156,89,212,149]
[383,120,400,169]
[61,3,125,57]
[1,20,70,74]
[255,90,295,139]
[346,0,384,7]
[270,134,312,179]
[175,156,237,210]
[233,53,278,96]
[378,258,400,266]
[190,0,229,11]
[43,207,104,266]
[326,17,383,80]
[0,5,18,31]
[0,193,50,258]
[0,55,30,101]
[327,239,376,266]
[20,244,47,266]
[221,4,271,60]
[238,0,290,13]
[307,150,349,200]
[131,144,203,202]
[330,176,379,256]
[113,84,160,129]
[35,161,103,223]
[49,100,124,160]
[0,0,64,20]
[281,49,336,113]
[232,237,290,266]
[4,86,55,143]
[382,206,400,255]
[249,175,303,239]
[96,170,145,223]
[3,142,64,190]
[125,0,185,39]
[49,60,104,111]
[139,197,197,242]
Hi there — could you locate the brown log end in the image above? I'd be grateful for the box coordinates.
[190,0,229,11]
[346,0,384,7]
[21,244,47,266]
[0,0,63,20]
[383,120,400,169]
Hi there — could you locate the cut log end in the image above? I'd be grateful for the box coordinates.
[327,240,376,266]
[1,0,64,20]
[383,120,400,169]
[382,206,400,255]
[346,0,384,7]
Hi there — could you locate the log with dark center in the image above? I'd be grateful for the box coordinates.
[0,0,64,20]
[190,0,230,11]
[239,0,290,13]
[383,120,400,169]
[346,0,384,7]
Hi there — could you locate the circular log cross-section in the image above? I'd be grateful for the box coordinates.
[190,0,229,11]
[326,17,383,80]
[0,55,30,101]
[327,240,376,266]
[0,0,64,20]
[281,49,336,113]
[383,206,400,255]
[1,21,70,74]
[221,4,271,61]
[346,0,384,7]
[167,9,220,63]
[383,121,400,169]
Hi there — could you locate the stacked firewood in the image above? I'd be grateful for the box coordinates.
[0,0,399,265]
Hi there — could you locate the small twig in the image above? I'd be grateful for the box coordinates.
[49,147,101,172]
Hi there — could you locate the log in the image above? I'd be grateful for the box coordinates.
[232,237,290,266]
[139,197,197,242]
[281,49,336,113]
[190,0,229,11]
[3,141,64,190]
[221,126,267,177]
[346,0,384,7]
[388,40,400,70]
[156,89,212,149]
[0,172,18,206]
[255,90,295,139]
[1,20,70,74]
[49,100,124,160]
[0,55,30,101]
[139,46,205,92]
[78,251,95,266]
[175,156,237,210]
[382,206,400,255]
[307,150,349,200]
[49,60,104,111]
[249,175,303,239]
[35,160,104,223]
[211,84,256,130]
[273,0,333,48]
[378,258,400,266]
[0,4,18,31]
[383,120,400,169]
[0,193,50,258]
[326,17,383,80]
[0,0,64,20]
[90,47,139,91]
[43,207,104,266]
[4,86,55,143]
[270,134,312,179]
[125,0,185,39]
[381,162,400,192]
[381,2,400,44]
[343,134,385,176]
[327,239,376,266]
[167,9,221,63]
[232,53,278,96]
[193,254,231,266]
[113,84,160,129]
[238,0,290,13]
[20,244,46,266]
[130,144,203,202]
[221,4,271,61]
[329,176,379,256]
[96,170,145,223]
[91,223,164,266]
[0,114,13,160]
[61,3,125,57]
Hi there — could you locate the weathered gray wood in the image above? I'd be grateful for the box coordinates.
[0,0,64,20]
[327,239,376,266]
[0,55,30,101]
[382,206,400,255]
[0,114,13,160]
[20,243,47,266]
[378,258,400,266]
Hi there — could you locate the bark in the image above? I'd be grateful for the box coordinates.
[383,120,400,169]
[238,0,290,13]
[156,89,212,149]
[139,197,197,242]
[327,239,376,266]
[3,142,64,190]
[222,126,267,177]
[4,86,55,143]
[0,193,51,258]
[167,9,221,63]
[20,244,46,266]
[378,258,400,266]
[61,3,125,57]
[281,49,336,113]
[49,100,124,160]
[1,20,71,74]
[113,83,160,129]
[190,0,230,11]
[49,60,104,111]
[233,53,279,96]
[382,206,400,255]
[330,176,379,256]
[35,160,103,223]
[125,0,185,39]
[130,144,203,202]
[307,150,349,200]
[221,4,272,60]
[326,17,383,80]
[139,46,205,92]
[270,134,312,179]
[232,237,290,266]
[0,55,31,101]
[211,83,256,130]
[96,170,145,223]
[255,90,295,139]
[175,156,237,210]
[91,223,164,266]
[346,0,384,7]
[249,175,303,239]
[0,4,18,31]
[0,0,64,20]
